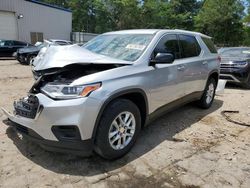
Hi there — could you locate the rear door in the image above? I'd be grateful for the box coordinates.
[178,34,207,94]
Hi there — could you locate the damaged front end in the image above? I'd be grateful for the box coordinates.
[11,44,131,121]
[30,63,120,95]
[14,62,128,122]
[1,46,132,156]
[14,95,40,119]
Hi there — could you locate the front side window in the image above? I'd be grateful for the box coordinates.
[83,34,154,62]
[153,34,181,59]
[179,35,201,58]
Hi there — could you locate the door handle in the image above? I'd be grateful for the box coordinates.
[202,61,208,65]
[177,65,185,71]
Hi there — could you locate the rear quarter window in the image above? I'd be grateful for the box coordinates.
[179,35,201,58]
[201,37,217,53]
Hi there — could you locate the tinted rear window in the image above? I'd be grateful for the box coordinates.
[202,37,217,53]
[179,35,201,58]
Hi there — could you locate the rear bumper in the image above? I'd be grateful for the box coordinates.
[6,119,93,156]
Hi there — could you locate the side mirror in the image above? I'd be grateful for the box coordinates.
[150,53,175,65]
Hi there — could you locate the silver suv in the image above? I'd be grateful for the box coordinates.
[3,29,220,159]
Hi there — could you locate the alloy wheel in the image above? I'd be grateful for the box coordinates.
[108,111,136,150]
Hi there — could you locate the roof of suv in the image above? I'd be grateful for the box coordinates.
[104,29,210,38]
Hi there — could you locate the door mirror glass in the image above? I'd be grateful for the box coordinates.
[150,53,175,65]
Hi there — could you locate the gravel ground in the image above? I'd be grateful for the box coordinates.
[0,60,249,188]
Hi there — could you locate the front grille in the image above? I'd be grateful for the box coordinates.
[14,95,39,119]
[220,61,248,69]
[220,64,240,69]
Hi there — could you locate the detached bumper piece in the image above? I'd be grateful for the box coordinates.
[7,120,93,156]
[14,95,39,119]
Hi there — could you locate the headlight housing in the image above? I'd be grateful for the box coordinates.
[41,82,101,99]
[233,61,248,67]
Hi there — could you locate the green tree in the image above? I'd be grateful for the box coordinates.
[195,0,245,46]
[67,0,96,32]
[101,0,141,30]
[140,0,201,30]
[41,0,69,8]
[243,0,250,46]
[167,0,202,30]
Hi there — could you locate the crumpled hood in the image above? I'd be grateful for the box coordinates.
[33,45,132,71]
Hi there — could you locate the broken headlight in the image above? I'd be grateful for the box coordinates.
[41,82,101,99]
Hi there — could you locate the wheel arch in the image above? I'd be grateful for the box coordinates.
[91,88,149,140]
[208,70,219,86]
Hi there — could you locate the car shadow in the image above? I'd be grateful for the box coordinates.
[3,99,223,177]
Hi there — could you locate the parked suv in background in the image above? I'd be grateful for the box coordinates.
[3,29,220,160]
[218,47,250,88]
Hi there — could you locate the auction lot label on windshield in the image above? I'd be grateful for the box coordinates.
[126,44,146,50]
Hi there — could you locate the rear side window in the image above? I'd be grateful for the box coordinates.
[154,34,181,59]
[201,37,217,53]
[179,35,201,58]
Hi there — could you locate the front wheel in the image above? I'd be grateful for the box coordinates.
[27,55,36,65]
[197,78,217,109]
[94,99,141,160]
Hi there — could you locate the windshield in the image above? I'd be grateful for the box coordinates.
[219,48,250,57]
[83,34,154,62]
[37,43,45,49]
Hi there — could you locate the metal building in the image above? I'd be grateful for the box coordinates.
[0,0,72,43]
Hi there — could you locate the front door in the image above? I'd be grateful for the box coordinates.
[149,34,186,112]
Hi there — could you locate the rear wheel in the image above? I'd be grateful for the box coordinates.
[197,78,216,109]
[94,99,141,160]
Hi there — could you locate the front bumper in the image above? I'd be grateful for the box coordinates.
[220,63,250,83]
[15,53,27,64]
[6,119,93,156]
[2,93,103,153]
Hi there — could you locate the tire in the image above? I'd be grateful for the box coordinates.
[27,55,36,65]
[94,99,141,160]
[197,78,217,109]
